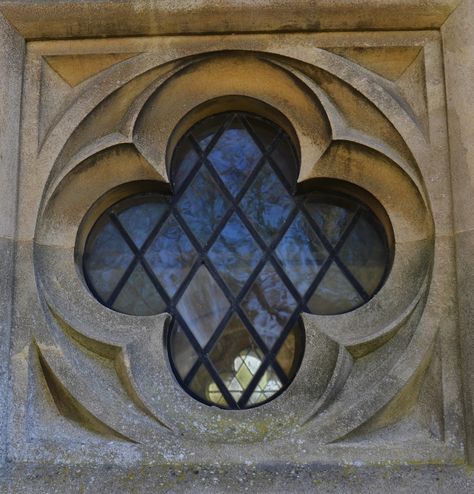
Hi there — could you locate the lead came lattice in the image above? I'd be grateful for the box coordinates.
[83,111,391,409]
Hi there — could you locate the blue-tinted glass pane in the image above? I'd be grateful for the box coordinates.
[145,216,197,297]
[176,166,230,246]
[118,199,168,248]
[307,263,363,314]
[244,116,298,188]
[304,197,355,247]
[208,213,263,295]
[112,263,166,315]
[192,113,228,151]
[275,212,328,296]
[172,139,199,191]
[338,214,387,295]
[241,263,297,349]
[271,135,298,188]
[84,221,134,301]
[177,266,230,348]
[83,111,394,411]
[240,162,294,245]
[208,121,262,196]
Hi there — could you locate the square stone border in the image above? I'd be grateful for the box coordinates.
[1,0,474,488]
[0,1,462,38]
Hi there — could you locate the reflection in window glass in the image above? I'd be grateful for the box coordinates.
[82,111,391,410]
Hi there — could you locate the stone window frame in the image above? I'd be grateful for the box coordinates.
[1,0,474,485]
[30,44,431,446]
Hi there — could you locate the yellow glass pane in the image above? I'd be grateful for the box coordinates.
[275,327,297,376]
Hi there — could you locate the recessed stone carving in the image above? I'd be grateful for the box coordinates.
[7,33,462,466]
[44,53,138,87]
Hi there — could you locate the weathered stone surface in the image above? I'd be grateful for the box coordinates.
[0,11,24,467]
[0,10,23,239]
[0,237,15,467]
[1,0,474,491]
[442,0,474,463]
[2,464,474,494]
[453,230,474,461]
[0,1,462,39]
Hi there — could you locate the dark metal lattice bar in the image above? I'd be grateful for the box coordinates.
[83,111,391,410]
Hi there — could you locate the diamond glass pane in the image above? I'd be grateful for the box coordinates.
[112,263,166,316]
[170,324,199,380]
[275,212,328,296]
[209,314,263,402]
[82,111,392,410]
[176,166,230,246]
[84,221,134,302]
[248,366,283,406]
[192,113,228,152]
[337,213,388,295]
[145,215,198,297]
[245,115,279,150]
[207,116,262,196]
[171,138,199,191]
[117,196,168,248]
[208,213,263,296]
[271,135,299,188]
[275,324,301,379]
[176,265,230,348]
[241,262,297,349]
[190,365,226,406]
[240,162,294,245]
[307,263,364,315]
[304,194,356,247]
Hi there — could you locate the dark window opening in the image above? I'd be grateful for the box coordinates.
[82,111,391,409]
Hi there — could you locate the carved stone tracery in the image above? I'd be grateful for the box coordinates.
[10,33,461,464]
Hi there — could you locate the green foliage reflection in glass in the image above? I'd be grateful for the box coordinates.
[83,112,391,409]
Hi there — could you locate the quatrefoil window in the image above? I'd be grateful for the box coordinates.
[82,111,391,409]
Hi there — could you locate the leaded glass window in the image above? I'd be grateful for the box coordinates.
[83,111,391,409]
